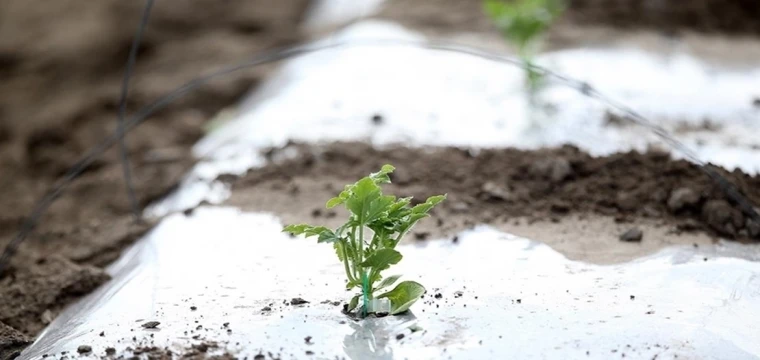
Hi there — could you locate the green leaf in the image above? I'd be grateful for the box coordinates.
[369,164,395,184]
[411,194,447,214]
[377,281,426,315]
[334,242,345,262]
[326,185,353,208]
[317,231,340,244]
[346,177,381,224]
[359,248,402,270]
[348,295,360,312]
[326,197,343,208]
[374,274,401,291]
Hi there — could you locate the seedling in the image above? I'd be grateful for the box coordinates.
[483,0,564,93]
[284,165,446,317]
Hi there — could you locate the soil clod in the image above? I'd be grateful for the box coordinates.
[291,298,309,305]
[702,199,744,236]
[414,232,430,241]
[304,336,313,344]
[0,322,30,360]
[141,321,160,329]
[668,187,701,212]
[620,228,643,242]
[396,333,405,340]
[77,345,92,354]
[105,347,116,355]
[371,114,384,125]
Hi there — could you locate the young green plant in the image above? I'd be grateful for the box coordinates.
[483,0,564,94]
[283,165,445,317]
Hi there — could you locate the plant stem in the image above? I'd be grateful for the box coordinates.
[341,243,357,284]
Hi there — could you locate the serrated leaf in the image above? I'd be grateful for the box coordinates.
[334,242,345,262]
[411,194,447,214]
[375,274,401,291]
[377,281,426,314]
[369,164,395,185]
[359,248,402,270]
[326,197,343,208]
[283,224,308,235]
[346,178,381,224]
[317,230,340,244]
[348,295,360,312]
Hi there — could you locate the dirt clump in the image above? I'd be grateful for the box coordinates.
[0,322,29,360]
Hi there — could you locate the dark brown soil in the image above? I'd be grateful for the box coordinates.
[376,0,760,36]
[229,142,760,241]
[0,0,308,352]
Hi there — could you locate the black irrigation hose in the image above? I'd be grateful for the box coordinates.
[117,0,155,222]
[1,39,758,276]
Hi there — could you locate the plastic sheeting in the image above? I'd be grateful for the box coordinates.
[20,207,760,359]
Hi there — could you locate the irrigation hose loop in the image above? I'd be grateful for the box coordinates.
[116,0,156,223]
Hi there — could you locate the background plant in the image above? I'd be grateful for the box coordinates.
[284,165,445,317]
[483,0,564,94]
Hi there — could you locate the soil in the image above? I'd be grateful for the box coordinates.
[225,141,760,250]
[0,0,309,353]
[376,0,760,36]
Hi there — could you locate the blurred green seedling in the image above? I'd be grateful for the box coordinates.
[484,0,564,93]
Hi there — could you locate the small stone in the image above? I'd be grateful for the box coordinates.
[529,157,573,183]
[291,298,309,305]
[141,321,160,329]
[254,354,265,360]
[703,200,743,236]
[396,334,405,340]
[40,309,54,324]
[450,201,470,213]
[77,345,92,354]
[105,347,116,355]
[619,228,643,242]
[99,331,104,337]
[304,336,313,344]
[753,98,760,108]
[190,306,197,311]
[306,350,315,355]
[747,218,760,238]
[481,181,512,201]
[667,188,700,212]
[261,306,272,312]
[615,193,638,211]
[630,295,635,300]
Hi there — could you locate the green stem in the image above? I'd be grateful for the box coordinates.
[351,226,360,280]
[393,229,409,247]
[341,243,357,284]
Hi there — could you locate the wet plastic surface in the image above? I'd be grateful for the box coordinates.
[20,207,760,359]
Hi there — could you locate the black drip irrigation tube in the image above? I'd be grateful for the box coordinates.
[1,39,759,276]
